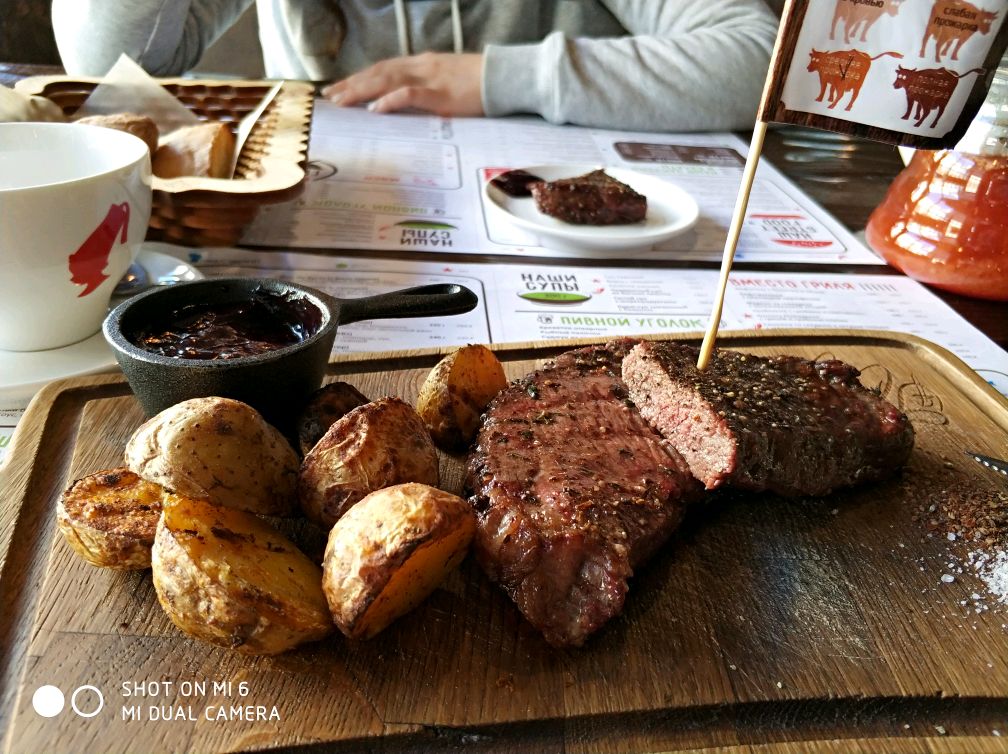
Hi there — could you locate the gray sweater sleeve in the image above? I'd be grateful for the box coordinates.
[482,0,779,132]
[52,0,252,76]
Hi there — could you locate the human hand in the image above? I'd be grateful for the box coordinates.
[322,52,484,117]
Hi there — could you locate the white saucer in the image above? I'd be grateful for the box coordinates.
[482,164,699,256]
[0,245,202,405]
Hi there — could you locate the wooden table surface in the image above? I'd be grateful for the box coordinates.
[3,60,1008,754]
[2,60,1005,350]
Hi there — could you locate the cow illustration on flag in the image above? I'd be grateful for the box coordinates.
[696,0,1008,367]
[761,0,1008,147]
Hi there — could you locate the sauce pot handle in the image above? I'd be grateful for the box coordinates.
[334,283,478,326]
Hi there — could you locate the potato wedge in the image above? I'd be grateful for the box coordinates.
[152,493,333,655]
[57,468,164,569]
[126,396,299,516]
[298,397,439,528]
[416,344,507,449]
[297,381,369,456]
[322,483,475,639]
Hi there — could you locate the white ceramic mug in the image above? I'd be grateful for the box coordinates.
[0,122,152,351]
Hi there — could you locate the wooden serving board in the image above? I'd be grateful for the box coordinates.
[2,330,1008,754]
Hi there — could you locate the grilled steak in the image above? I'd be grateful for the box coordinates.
[530,169,647,225]
[466,340,699,647]
[621,341,915,496]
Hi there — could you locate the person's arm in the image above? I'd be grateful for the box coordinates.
[52,0,252,77]
[483,0,779,132]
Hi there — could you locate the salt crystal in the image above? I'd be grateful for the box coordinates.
[941,574,955,583]
[994,729,1002,737]
[776,681,783,688]
[935,725,946,735]
[729,664,737,670]
[903,724,910,730]
[968,549,1008,605]
[947,532,957,541]
[972,593,982,600]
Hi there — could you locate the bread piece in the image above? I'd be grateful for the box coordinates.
[76,113,159,154]
[0,84,65,123]
[153,122,235,179]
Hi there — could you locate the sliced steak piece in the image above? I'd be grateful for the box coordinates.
[530,169,647,225]
[466,340,700,648]
[621,341,915,496]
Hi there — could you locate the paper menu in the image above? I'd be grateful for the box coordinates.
[1,246,1004,467]
[241,104,883,265]
[193,248,1006,394]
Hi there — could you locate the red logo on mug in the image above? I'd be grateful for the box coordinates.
[67,202,130,297]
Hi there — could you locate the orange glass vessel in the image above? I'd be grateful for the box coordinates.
[865,59,1008,302]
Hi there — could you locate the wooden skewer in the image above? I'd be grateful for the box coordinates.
[696,120,768,370]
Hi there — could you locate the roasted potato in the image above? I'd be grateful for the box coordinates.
[416,344,507,449]
[297,381,369,455]
[152,493,333,655]
[126,397,299,516]
[298,397,439,528]
[57,468,164,569]
[322,483,476,639]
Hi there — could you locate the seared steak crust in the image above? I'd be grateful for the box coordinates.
[466,340,699,647]
[530,170,647,225]
[622,341,915,496]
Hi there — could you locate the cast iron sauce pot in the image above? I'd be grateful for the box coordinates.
[103,277,478,427]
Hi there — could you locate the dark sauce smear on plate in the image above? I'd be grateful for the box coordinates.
[131,288,323,360]
[490,169,543,197]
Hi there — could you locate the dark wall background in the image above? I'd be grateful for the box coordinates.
[0,0,60,64]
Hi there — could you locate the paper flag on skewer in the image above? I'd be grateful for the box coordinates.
[761,0,1008,148]
[697,0,1008,369]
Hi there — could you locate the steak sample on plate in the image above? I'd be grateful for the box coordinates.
[530,169,647,225]
[466,340,700,648]
[621,341,915,496]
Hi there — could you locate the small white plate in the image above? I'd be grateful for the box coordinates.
[482,164,699,256]
[0,245,202,404]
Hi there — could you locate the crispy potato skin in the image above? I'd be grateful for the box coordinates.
[298,397,439,528]
[322,483,476,639]
[416,345,507,450]
[152,493,333,655]
[297,381,369,456]
[126,397,299,516]
[57,468,164,570]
